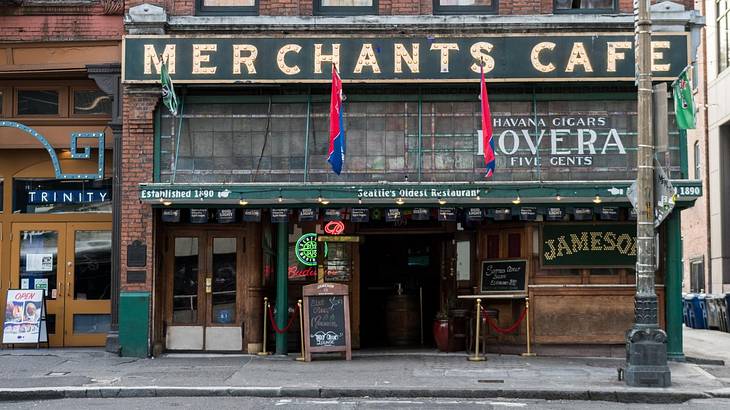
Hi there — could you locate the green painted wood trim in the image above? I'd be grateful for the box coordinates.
[119,291,150,358]
[153,107,161,182]
[665,211,685,360]
[275,221,288,355]
[417,93,423,182]
[679,129,689,179]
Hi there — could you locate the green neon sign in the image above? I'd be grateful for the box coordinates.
[295,233,327,266]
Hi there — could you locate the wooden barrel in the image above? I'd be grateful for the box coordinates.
[385,295,420,346]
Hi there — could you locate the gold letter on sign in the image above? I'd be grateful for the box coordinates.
[354,44,382,74]
[277,44,302,75]
[233,44,258,75]
[530,42,556,73]
[606,42,631,72]
[430,43,459,73]
[143,44,176,75]
[192,44,217,75]
[651,41,671,72]
[565,42,593,73]
[394,43,420,74]
[314,44,341,74]
[469,42,495,73]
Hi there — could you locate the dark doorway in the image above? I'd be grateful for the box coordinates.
[359,234,443,348]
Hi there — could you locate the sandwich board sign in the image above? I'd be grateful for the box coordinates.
[3,289,47,344]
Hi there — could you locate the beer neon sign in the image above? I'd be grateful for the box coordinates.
[324,221,345,235]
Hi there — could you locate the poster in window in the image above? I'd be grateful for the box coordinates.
[26,254,53,272]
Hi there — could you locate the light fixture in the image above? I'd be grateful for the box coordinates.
[278,189,283,203]
[555,190,562,201]
[239,198,249,206]
[320,198,331,205]
[476,193,481,201]
[162,199,172,206]
[395,197,405,205]
[358,195,363,205]
[437,197,447,206]
[593,193,602,204]
[317,193,323,203]
[512,190,521,205]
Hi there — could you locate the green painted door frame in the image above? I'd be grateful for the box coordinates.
[666,210,684,360]
[275,221,289,355]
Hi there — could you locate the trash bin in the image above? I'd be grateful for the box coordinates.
[707,295,722,330]
[725,293,730,333]
[718,297,728,333]
[687,294,707,329]
[682,295,691,327]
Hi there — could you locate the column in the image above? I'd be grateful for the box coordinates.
[666,210,685,360]
[275,221,289,355]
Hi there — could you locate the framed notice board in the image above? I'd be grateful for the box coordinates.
[302,282,351,361]
[480,259,528,293]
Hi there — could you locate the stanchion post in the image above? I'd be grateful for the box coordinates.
[258,297,270,356]
[296,299,305,362]
[467,298,486,362]
[521,297,536,357]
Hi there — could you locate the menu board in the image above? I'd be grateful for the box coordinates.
[3,289,47,344]
[480,259,528,293]
[302,283,351,361]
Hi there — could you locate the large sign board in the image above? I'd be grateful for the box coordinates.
[480,259,528,293]
[542,224,636,267]
[124,33,688,83]
[302,283,351,361]
[3,290,47,344]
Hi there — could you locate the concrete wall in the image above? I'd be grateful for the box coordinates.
[705,0,730,293]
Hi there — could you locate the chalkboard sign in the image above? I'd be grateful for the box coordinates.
[302,283,351,361]
[480,259,528,293]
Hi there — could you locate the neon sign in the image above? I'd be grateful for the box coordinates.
[324,221,345,235]
[295,233,328,266]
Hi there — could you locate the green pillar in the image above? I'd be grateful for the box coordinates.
[666,210,685,361]
[275,221,289,355]
[119,291,150,358]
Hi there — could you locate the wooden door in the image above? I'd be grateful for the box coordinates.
[11,223,66,346]
[203,232,244,351]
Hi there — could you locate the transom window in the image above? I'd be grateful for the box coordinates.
[434,0,497,14]
[719,0,730,73]
[196,0,258,15]
[314,0,378,15]
[554,0,616,13]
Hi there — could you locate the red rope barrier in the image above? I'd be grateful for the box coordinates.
[481,306,528,335]
[267,304,300,334]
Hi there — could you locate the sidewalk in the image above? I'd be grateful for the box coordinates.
[684,325,730,364]
[0,347,728,404]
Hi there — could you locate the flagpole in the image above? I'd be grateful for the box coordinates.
[171,91,185,184]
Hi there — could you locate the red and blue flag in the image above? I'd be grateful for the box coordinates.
[328,65,345,175]
[480,65,495,178]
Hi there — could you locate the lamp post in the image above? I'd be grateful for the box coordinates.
[625,0,671,388]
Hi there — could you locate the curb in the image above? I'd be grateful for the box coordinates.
[0,386,714,404]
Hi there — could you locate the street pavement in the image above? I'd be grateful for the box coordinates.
[0,326,727,405]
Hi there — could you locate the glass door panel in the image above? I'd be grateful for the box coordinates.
[64,223,111,346]
[11,223,66,346]
[210,237,237,325]
[173,237,200,324]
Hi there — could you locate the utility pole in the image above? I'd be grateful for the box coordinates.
[625,0,671,387]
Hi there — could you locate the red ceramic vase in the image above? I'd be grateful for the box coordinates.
[433,319,450,351]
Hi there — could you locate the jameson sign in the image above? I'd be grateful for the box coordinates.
[542,224,637,267]
[123,34,688,83]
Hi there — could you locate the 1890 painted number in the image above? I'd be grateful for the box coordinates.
[678,186,701,196]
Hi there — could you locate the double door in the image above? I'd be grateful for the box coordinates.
[10,223,112,347]
[165,230,246,351]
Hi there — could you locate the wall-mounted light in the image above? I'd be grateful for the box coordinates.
[512,190,521,205]
[437,197,447,205]
[320,198,331,205]
[162,199,172,206]
[357,195,363,205]
[593,193,602,204]
[395,197,405,205]
[555,190,562,201]
[239,198,249,206]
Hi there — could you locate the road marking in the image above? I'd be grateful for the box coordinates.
[489,402,528,408]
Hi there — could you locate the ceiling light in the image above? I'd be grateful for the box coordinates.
[512,191,521,205]
[239,199,249,206]
[395,197,405,205]
[437,197,447,206]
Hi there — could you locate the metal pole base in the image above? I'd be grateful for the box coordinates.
[625,326,672,388]
[521,353,536,357]
[257,352,271,356]
[467,356,486,362]
[295,357,305,362]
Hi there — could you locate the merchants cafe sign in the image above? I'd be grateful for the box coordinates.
[123,34,689,83]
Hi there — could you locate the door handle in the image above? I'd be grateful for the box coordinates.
[205,277,212,294]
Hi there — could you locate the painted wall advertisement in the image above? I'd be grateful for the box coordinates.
[3,289,46,344]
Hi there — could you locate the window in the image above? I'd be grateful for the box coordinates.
[434,0,497,14]
[719,0,730,73]
[690,258,705,293]
[554,0,616,13]
[196,0,258,15]
[16,89,60,116]
[72,89,112,116]
[314,0,377,15]
[694,141,701,179]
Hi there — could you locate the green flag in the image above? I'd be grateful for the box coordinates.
[160,59,178,116]
[672,69,695,129]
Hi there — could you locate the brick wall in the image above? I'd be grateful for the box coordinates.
[121,90,159,293]
[0,3,122,42]
[127,0,696,17]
